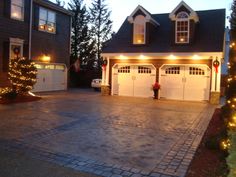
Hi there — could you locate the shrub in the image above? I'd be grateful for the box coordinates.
[0,87,18,100]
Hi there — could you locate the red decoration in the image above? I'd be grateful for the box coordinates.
[153,82,160,90]
[213,59,220,73]
[102,64,106,70]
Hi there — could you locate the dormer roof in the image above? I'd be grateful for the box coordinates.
[128,5,160,27]
[169,1,199,22]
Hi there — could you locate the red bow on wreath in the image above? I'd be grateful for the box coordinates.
[213,59,220,73]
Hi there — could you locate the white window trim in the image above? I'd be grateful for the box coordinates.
[9,38,24,60]
[175,12,190,44]
[39,7,56,34]
[11,0,24,21]
[133,15,146,45]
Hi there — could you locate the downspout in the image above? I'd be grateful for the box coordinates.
[28,0,33,59]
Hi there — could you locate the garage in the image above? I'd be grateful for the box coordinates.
[160,65,211,101]
[112,64,156,97]
[33,63,67,92]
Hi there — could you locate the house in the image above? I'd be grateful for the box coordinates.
[0,0,72,92]
[101,1,226,104]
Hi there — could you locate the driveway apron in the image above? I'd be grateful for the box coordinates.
[0,90,216,177]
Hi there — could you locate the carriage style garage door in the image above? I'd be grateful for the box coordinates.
[160,65,211,101]
[112,65,156,97]
[33,63,67,92]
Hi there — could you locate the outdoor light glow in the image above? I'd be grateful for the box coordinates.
[118,55,128,60]
[192,54,201,60]
[41,55,51,62]
[168,54,177,60]
[139,54,147,60]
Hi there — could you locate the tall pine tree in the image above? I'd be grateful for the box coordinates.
[69,0,96,70]
[89,0,112,69]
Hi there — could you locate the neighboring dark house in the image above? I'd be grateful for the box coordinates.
[0,0,72,92]
[101,1,227,104]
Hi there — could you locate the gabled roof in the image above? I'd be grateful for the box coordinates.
[102,9,225,54]
[128,5,160,27]
[169,1,199,22]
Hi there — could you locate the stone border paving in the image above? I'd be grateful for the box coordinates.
[0,105,216,177]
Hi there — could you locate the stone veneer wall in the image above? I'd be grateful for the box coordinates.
[210,91,220,104]
[101,85,110,96]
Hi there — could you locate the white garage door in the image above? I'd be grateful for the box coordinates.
[33,63,67,92]
[112,65,156,97]
[160,65,210,101]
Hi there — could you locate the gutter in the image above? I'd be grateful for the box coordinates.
[29,0,33,59]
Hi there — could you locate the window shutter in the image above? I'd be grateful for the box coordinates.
[23,44,29,59]
[3,42,9,72]
[171,21,175,45]
[130,23,134,44]
[189,20,196,44]
[146,23,150,45]
[4,0,10,18]
[34,5,39,30]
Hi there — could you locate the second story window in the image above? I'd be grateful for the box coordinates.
[133,15,145,44]
[11,0,24,21]
[39,8,56,34]
[175,11,189,44]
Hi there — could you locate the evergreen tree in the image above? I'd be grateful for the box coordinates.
[225,1,236,176]
[89,0,113,68]
[55,0,65,7]
[8,56,37,94]
[69,0,96,70]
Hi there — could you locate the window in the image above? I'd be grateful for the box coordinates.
[133,15,145,44]
[189,67,205,75]
[138,66,151,74]
[9,38,24,60]
[118,66,130,73]
[39,8,56,33]
[11,0,24,21]
[165,67,180,74]
[176,12,189,44]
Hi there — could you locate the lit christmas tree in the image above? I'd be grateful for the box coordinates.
[8,51,37,94]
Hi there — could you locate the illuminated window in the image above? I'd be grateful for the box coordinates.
[189,67,205,75]
[11,0,24,21]
[118,66,130,73]
[39,7,56,33]
[133,15,145,44]
[176,12,189,44]
[165,67,180,74]
[138,66,151,74]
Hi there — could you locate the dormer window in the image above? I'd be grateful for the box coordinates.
[133,15,145,44]
[175,12,189,44]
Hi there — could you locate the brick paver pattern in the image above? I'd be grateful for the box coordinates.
[0,90,216,177]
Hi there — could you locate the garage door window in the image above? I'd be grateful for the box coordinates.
[165,67,180,74]
[138,66,151,74]
[189,67,205,75]
[55,65,65,70]
[45,65,54,69]
[118,66,130,73]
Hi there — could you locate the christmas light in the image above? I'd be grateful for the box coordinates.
[220,139,231,150]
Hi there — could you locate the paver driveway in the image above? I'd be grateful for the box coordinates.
[0,89,216,177]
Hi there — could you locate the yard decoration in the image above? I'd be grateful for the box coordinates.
[102,59,107,70]
[213,58,220,73]
[8,47,37,94]
[152,82,160,99]
[225,1,236,176]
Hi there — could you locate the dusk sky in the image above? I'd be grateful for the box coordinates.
[52,0,232,32]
